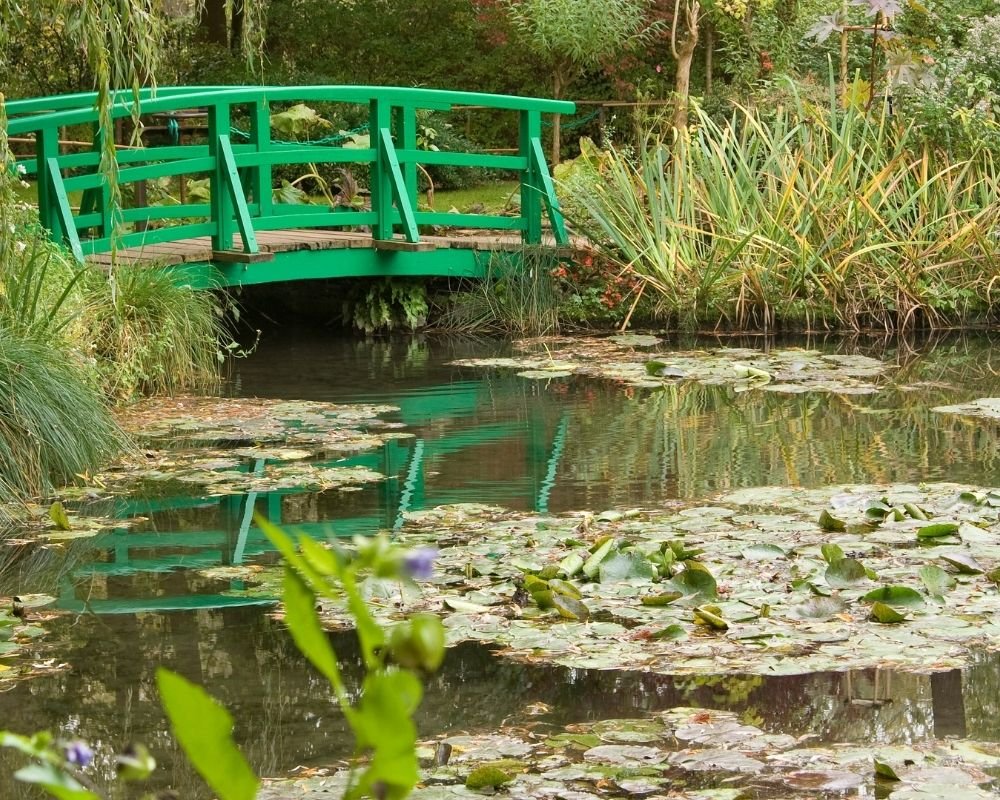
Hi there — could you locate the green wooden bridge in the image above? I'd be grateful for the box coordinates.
[7,85,575,286]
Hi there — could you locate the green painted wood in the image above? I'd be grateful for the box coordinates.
[46,158,84,262]
[208,103,233,251]
[379,127,419,243]
[394,105,419,224]
[35,128,58,240]
[73,212,103,229]
[6,85,574,135]
[370,100,393,240]
[235,147,376,168]
[218,134,259,254]
[80,222,217,256]
[119,203,211,223]
[62,156,216,192]
[252,210,379,230]
[251,99,273,217]
[519,110,543,244]
[529,136,569,246]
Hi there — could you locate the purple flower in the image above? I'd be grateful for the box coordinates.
[402,547,437,580]
[64,740,93,768]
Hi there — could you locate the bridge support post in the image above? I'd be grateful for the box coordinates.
[370,99,393,241]
[208,103,234,251]
[251,98,273,217]
[394,105,418,218]
[519,110,543,245]
[35,128,62,243]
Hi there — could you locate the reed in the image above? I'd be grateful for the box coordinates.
[571,80,1000,331]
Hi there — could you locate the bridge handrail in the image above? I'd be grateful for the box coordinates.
[12,84,574,261]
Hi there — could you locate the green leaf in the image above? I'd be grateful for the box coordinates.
[818,509,846,532]
[281,567,343,686]
[874,759,901,781]
[862,586,924,609]
[48,502,71,531]
[821,543,845,565]
[651,624,687,640]
[939,551,984,575]
[116,743,156,782]
[157,668,260,800]
[552,593,590,620]
[641,591,683,606]
[665,566,718,601]
[916,522,960,539]
[903,502,928,521]
[582,538,616,579]
[918,565,955,599]
[548,579,582,599]
[869,601,906,624]
[825,557,867,587]
[741,544,786,561]
[599,552,656,583]
[12,763,99,799]
[693,605,729,630]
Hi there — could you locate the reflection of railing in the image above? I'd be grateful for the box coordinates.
[8,85,573,264]
[59,409,571,614]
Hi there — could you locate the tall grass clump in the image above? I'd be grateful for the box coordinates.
[570,79,1000,331]
[84,266,227,400]
[436,247,563,335]
[0,203,126,517]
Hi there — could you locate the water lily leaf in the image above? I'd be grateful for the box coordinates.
[917,522,960,539]
[791,596,847,620]
[665,567,718,601]
[862,586,924,608]
[641,592,683,606]
[866,502,892,521]
[918,565,955,599]
[443,598,494,613]
[610,334,661,347]
[939,551,984,575]
[582,539,616,579]
[651,624,687,640]
[869,601,907,623]
[558,552,584,578]
[821,543,845,564]
[825,557,867,587]
[818,509,846,532]
[547,579,582,599]
[693,605,729,630]
[48,501,71,531]
[874,759,901,781]
[599,552,656,583]
[741,544,786,561]
[551,594,589,621]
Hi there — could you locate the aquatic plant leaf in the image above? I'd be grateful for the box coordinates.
[12,762,100,799]
[917,523,960,539]
[157,668,260,800]
[741,544,786,561]
[599,552,656,583]
[869,602,907,623]
[651,624,687,640]
[552,594,590,621]
[874,759,900,781]
[818,510,846,532]
[641,592,683,606]
[862,586,924,608]
[939,552,984,575]
[825,558,867,587]
[918,565,955,599]
[821,543,845,565]
[666,567,718,601]
[582,539,616,579]
[47,501,71,531]
[791,596,847,619]
[693,605,729,630]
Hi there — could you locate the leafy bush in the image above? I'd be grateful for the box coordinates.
[342,278,429,334]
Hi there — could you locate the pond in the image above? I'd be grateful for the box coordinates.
[3,330,1000,797]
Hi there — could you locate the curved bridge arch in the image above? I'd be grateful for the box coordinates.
[8,86,574,286]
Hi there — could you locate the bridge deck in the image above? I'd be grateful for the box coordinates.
[85,228,573,269]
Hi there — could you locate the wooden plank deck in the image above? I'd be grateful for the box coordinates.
[86,229,576,268]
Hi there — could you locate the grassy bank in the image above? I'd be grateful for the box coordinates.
[567,83,1000,332]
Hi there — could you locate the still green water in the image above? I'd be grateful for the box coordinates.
[2,331,1000,795]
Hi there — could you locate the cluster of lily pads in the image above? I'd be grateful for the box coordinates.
[231,478,1000,676]
[451,338,892,395]
[0,595,59,685]
[260,707,1000,799]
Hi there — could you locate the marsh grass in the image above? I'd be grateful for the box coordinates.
[84,267,226,399]
[436,247,562,335]
[572,80,1000,331]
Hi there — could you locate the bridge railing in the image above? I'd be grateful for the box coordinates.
[6,86,575,262]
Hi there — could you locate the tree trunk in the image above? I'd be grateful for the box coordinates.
[199,0,228,46]
[704,22,714,96]
[672,5,700,132]
[230,0,245,53]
